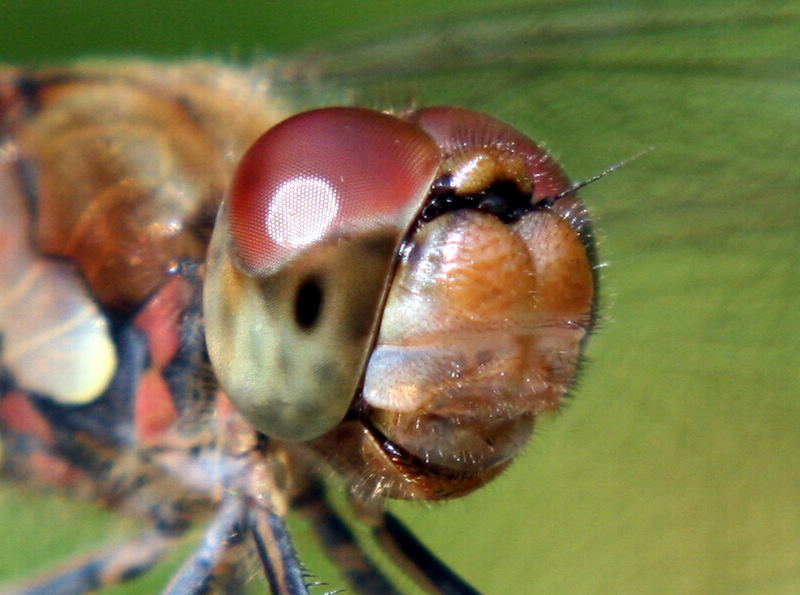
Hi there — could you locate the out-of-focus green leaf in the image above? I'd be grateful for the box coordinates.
[1,1,798,593]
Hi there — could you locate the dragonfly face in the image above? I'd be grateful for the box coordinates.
[0,59,595,592]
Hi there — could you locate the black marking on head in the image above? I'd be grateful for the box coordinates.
[294,275,324,330]
[419,174,536,224]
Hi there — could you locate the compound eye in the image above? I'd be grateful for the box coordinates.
[228,107,441,275]
[204,108,441,442]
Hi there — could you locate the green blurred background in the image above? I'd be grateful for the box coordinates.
[1,0,799,593]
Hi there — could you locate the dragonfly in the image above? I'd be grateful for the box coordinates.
[2,1,800,593]
[1,58,597,593]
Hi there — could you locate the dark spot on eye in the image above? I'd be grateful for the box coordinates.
[295,275,324,330]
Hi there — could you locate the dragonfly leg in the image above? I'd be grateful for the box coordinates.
[4,529,179,595]
[373,512,480,595]
[248,500,311,595]
[161,493,312,595]
[294,483,400,595]
[162,495,250,595]
[198,555,250,595]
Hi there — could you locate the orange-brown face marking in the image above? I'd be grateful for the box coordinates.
[516,211,594,319]
[420,212,538,319]
[359,207,593,496]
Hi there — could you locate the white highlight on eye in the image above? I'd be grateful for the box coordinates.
[266,176,340,249]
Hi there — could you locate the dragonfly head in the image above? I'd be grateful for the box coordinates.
[203,106,595,499]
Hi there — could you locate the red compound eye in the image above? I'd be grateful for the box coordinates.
[228,107,442,275]
[415,106,572,199]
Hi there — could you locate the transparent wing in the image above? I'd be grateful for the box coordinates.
[1,1,798,594]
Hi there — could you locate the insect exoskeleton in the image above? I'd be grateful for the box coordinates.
[203,106,595,499]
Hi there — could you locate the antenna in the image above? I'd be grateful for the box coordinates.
[541,147,654,205]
